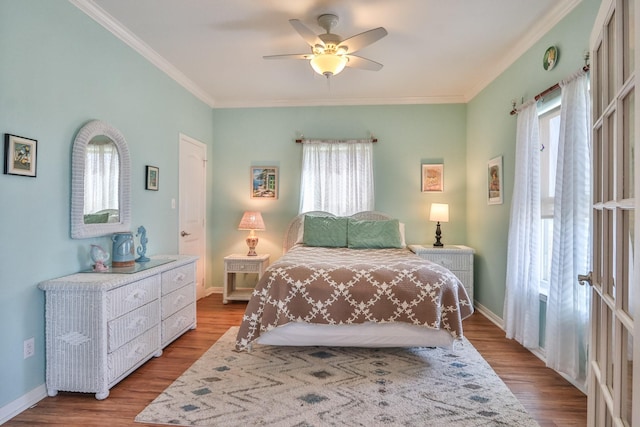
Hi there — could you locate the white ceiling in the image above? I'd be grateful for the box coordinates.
[73,0,582,108]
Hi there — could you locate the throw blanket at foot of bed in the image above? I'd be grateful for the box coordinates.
[236,246,473,351]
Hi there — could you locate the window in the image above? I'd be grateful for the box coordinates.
[538,103,561,295]
[299,140,374,216]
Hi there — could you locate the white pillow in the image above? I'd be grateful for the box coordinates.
[294,216,305,244]
[399,222,407,247]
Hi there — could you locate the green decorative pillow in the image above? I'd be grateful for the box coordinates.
[303,215,348,247]
[347,218,403,249]
[83,212,110,224]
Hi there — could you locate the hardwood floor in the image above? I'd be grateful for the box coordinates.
[6,294,586,426]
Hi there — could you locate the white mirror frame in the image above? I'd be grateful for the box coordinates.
[71,120,132,239]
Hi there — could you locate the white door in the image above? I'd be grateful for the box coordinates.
[179,134,207,300]
[587,0,639,425]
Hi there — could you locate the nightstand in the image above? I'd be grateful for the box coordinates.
[223,254,270,304]
[408,245,474,305]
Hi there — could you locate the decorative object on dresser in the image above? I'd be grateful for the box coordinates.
[409,244,474,306]
[89,244,110,272]
[38,255,198,400]
[135,225,150,263]
[237,211,266,256]
[429,203,449,247]
[223,254,270,304]
[111,231,135,267]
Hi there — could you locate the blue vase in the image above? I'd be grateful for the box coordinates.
[112,232,135,267]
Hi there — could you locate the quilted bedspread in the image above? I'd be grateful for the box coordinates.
[235,246,473,351]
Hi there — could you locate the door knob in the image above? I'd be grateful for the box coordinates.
[180,231,191,237]
[578,271,593,286]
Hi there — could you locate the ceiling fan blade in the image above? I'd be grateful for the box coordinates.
[338,27,387,54]
[345,55,383,71]
[289,19,323,47]
[263,53,314,60]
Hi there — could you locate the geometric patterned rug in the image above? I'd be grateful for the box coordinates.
[136,327,539,427]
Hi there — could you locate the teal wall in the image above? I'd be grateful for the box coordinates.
[209,105,468,285]
[0,1,213,409]
[466,0,600,316]
[0,0,602,416]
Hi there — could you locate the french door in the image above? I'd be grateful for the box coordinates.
[588,0,639,425]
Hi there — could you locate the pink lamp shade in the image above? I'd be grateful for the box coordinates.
[238,211,265,256]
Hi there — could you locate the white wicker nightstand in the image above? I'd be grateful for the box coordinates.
[223,254,270,304]
[408,244,474,305]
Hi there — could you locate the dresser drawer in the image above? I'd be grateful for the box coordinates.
[162,303,196,346]
[106,276,160,320]
[107,300,159,352]
[108,327,159,383]
[161,284,195,320]
[161,264,195,294]
[421,254,470,271]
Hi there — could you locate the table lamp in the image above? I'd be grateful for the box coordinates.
[429,203,449,247]
[238,211,266,256]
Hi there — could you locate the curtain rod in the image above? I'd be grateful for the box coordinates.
[509,64,590,115]
[295,136,378,143]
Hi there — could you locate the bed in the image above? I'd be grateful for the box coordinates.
[235,211,473,351]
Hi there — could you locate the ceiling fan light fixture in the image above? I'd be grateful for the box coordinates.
[310,54,348,77]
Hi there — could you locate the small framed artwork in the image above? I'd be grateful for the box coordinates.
[488,156,503,205]
[145,165,159,191]
[421,163,444,192]
[4,134,37,177]
[251,166,278,199]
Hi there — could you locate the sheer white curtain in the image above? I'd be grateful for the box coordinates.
[299,140,374,216]
[545,72,591,385]
[503,101,541,349]
[84,141,119,214]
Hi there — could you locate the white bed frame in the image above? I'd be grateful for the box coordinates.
[254,211,457,348]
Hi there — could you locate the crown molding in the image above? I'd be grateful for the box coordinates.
[69,0,216,108]
[211,95,467,109]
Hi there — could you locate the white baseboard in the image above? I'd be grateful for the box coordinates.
[0,384,47,424]
[206,286,222,296]
[473,301,504,330]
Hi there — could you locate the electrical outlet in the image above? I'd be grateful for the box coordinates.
[24,337,35,359]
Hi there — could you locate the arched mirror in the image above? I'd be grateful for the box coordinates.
[71,120,131,239]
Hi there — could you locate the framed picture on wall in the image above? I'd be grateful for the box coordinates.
[251,166,278,199]
[4,134,37,177]
[146,165,159,191]
[421,163,443,192]
[487,156,503,205]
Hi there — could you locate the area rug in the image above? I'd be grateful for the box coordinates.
[136,327,538,427]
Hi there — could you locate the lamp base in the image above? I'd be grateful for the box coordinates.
[246,235,259,256]
[433,222,444,247]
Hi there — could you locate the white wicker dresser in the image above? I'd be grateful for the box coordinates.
[38,255,198,400]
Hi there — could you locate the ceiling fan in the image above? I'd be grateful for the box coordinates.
[264,14,387,78]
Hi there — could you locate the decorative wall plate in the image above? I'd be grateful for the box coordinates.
[543,46,558,71]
